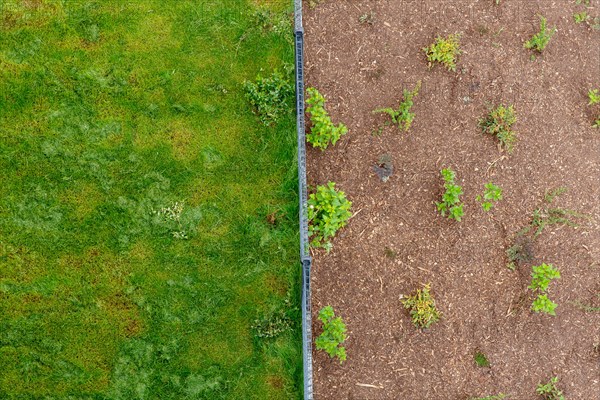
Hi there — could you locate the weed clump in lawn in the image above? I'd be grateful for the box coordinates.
[306,87,348,150]
[373,81,421,131]
[251,6,292,37]
[536,376,565,400]
[153,201,202,240]
[252,310,293,339]
[529,263,560,316]
[315,306,347,363]
[252,293,297,340]
[244,71,293,125]
[524,16,556,53]
[307,182,352,252]
[402,284,442,329]
[479,104,517,152]
[436,168,464,221]
[423,34,461,71]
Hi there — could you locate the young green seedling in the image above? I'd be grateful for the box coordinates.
[524,16,556,53]
[479,104,517,152]
[477,182,503,211]
[307,182,352,252]
[402,284,442,329]
[589,89,600,105]
[373,81,421,131]
[306,87,348,150]
[528,263,560,315]
[536,376,565,400]
[423,34,461,71]
[315,306,347,363]
[436,168,464,221]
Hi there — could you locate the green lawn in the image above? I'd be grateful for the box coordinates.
[0,0,301,398]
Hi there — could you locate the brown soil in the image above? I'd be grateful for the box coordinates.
[304,1,600,399]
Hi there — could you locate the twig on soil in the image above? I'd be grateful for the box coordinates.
[349,208,363,221]
[356,383,384,389]
[486,155,508,176]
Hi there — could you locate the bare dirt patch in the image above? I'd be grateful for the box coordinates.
[304,1,600,399]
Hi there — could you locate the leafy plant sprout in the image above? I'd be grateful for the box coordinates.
[588,89,600,127]
[315,306,347,363]
[306,87,348,150]
[474,350,490,368]
[574,11,589,24]
[436,168,464,221]
[536,376,565,400]
[307,182,352,252]
[423,34,461,71]
[402,284,442,329]
[479,104,517,152]
[528,263,560,315]
[373,81,421,131]
[477,182,503,211]
[531,294,558,316]
[589,89,600,105]
[524,15,557,53]
[358,10,375,25]
[529,263,561,292]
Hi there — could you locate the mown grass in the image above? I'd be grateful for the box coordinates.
[0,0,301,398]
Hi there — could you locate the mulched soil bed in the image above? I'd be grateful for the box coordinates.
[304,1,600,399]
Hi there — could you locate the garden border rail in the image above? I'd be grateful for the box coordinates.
[293,0,313,399]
